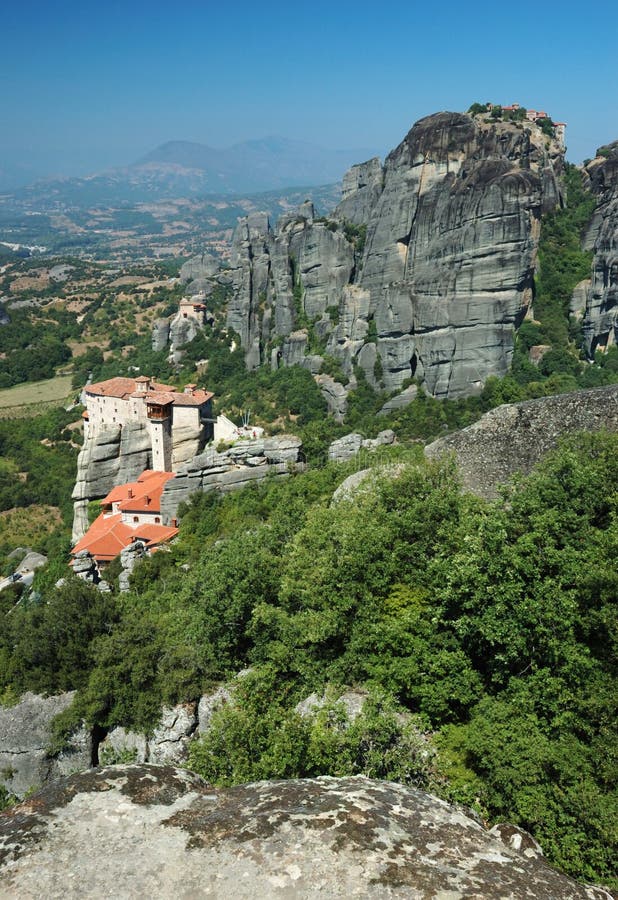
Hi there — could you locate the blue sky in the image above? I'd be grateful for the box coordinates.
[2,0,617,178]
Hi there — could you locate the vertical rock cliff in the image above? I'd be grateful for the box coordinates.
[580,142,618,356]
[227,111,564,399]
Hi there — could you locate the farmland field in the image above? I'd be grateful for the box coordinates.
[0,375,75,418]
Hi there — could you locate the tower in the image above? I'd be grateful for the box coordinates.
[146,397,173,471]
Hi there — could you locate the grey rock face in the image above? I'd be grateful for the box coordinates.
[571,278,590,318]
[315,374,349,422]
[169,311,200,353]
[226,114,563,402]
[179,252,220,284]
[98,727,148,765]
[295,689,369,722]
[197,686,233,734]
[0,692,91,799]
[378,384,419,415]
[426,384,618,498]
[148,704,197,765]
[357,114,562,397]
[72,550,98,583]
[581,143,618,356]
[0,766,611,899]
[328,432,364,462]
[151,317,170,351]
[336,157,383,225]
[160,434,304,523]
[118,540,146,592]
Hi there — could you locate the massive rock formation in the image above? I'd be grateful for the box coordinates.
[0,766,611,898]
[425,383,618,498]
[228,112,564,400]
[580,142,618,356]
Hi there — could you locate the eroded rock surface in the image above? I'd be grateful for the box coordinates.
[426,384,618,498]
[581,142,618,356]
[0,767,611,899]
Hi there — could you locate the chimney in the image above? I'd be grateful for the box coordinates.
[145,495,151,506]
[184,383,196,395]
[128,488,133,498]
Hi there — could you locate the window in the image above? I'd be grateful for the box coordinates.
[155,517,160,524]
[133,516,139,523]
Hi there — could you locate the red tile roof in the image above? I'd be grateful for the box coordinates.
[171,389,213,406]
[85,376,213,407]
[71,513,178,563]
[101,470,174,513]
[86,376,176,400]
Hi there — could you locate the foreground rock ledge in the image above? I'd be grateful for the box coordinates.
[0,766,611,898]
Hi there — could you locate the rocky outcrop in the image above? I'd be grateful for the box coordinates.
[378,384,419,415]
[72,417,207,542]
[425,384,618,498]
[0,693,91,799]
[581,142,618,356]
[227,113,564,401]
[328,429,396,463]
[0,766,611,898]
[180,253,221,280]
[100,705,199,766]
[315,373,349,422]
[160,434,304,522]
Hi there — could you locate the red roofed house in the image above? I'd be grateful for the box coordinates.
[71,470,179,569]
[82,375,213,471]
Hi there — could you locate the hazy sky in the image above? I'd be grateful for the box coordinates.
[2,0,617,179]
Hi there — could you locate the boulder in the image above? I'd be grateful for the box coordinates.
[0,767,611,898]
[426,384,618,499]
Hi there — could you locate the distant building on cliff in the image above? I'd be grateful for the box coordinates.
[82,375,214,471]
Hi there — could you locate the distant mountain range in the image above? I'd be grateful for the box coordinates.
[2,137,379,206]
